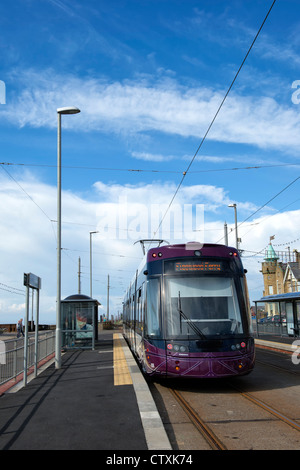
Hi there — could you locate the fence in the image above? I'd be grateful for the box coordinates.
[252,319,291,337]
[0,330,55,389]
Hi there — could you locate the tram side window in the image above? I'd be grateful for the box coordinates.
[241,276,252,332]
[136,288,142,334]
[124,300,129,326]
[145,278,161,337]
[130,296,134,329]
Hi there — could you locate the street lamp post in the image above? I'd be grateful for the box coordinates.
[56,106,80,369]
[228,203,238,250]
[89,231,99,298]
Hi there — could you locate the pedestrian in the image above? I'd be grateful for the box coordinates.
[17,318,24,338]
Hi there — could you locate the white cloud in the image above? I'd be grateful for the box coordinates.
[3,68,300,154]
[131,152,176,162]
[0,170,299,324]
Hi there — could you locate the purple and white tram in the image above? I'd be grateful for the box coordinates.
[123,242,255,378]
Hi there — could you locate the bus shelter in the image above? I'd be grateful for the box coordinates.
[61,294,100,349]
[254,292,300,337]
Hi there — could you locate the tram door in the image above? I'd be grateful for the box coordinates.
[286,303,294,336]
[135,286,144,361]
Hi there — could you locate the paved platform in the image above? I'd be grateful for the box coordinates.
[0,330,171,450]
[255,334,299,354]
[0,328,298,451]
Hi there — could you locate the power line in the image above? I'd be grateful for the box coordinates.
[215,175,300,245]
[233,196,300,244]
[62,247,142,260]
[237,175,300,228]
[0,161,180,174]
[2,160,300,174]
[0,282,25,296]
[151,0,277,240]
[1,165,53,223]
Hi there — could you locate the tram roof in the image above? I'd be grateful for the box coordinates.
[146,242,238,262]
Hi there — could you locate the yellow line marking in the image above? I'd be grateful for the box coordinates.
[113,333,132,386]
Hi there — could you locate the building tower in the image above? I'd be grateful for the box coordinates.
[260,238,281,297]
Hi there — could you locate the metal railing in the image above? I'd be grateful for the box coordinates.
[0,330,55,388]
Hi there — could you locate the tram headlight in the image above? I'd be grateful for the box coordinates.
[231,342,247,351]
[169,344,187,353]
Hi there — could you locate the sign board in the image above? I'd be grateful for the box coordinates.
[24,273,41,290]
[175,262,222,272]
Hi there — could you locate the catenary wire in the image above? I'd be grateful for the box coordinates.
[2,161,300,174]
[150,0,277,242]
[214,175,300,244]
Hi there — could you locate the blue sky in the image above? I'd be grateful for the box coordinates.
[0,0,300,324]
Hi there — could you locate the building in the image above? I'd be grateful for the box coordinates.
[260,240,300,297]
[257,239,300,333]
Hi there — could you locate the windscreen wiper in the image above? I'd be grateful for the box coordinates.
[177,292,206,340]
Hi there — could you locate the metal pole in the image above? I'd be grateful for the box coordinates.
[90,233,93,298]
[78,257,81,294]
[34,288,39,378]
[55,112,62,369]
[23,285,29,387]
[55,107,80,368]
[233,205,238,250]
[31,289,34,332]
[107,274,110,320]
[89,231,98,298]
[224,222,228,246]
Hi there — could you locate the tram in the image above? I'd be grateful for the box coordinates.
[123,242,255,378]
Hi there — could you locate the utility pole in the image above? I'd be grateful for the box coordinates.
[78,257,81,294]
[224,222,228,246]
[107,274,110,320]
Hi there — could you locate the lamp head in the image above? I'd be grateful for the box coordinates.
[57,106,80,115]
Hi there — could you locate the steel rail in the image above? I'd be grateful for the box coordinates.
[228,382,300,433]
[169,388,227,450]
[256,358,300,376]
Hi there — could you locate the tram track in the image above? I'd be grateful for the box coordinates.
[227,381,300,433]
[169,388,227,450]
[255,358,300,376]
[161,364,300,450]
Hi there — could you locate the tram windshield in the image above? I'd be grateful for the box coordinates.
[164,276,244,338]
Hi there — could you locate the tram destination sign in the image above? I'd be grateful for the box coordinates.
[175,261,222,272]
[164,260,225,273]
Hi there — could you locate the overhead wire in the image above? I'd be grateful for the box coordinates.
[0,165,58,245]
[0,2,281,277]
[0,282,25,296]
[150,0,277,242]
[1,160,300,174]
[233,194,300,245]
[214,175,300,244]
[1,165,53,223]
